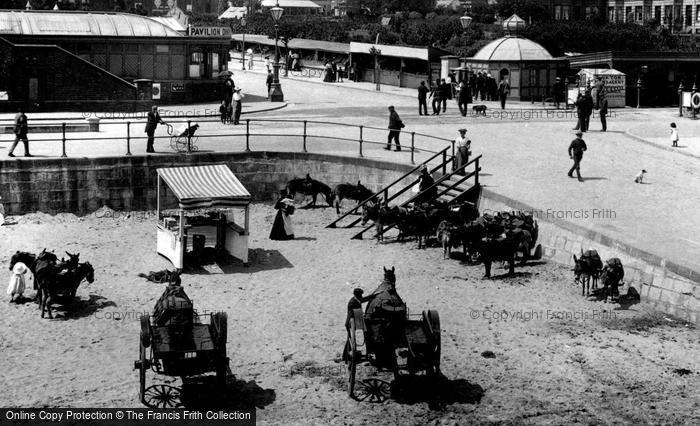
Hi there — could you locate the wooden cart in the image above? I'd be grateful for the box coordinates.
[345,308,440,402]
[134,311,228,408]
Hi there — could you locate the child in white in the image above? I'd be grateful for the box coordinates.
[670,122,678,147]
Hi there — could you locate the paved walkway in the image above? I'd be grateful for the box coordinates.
[1,70,699,281]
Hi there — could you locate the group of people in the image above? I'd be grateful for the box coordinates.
[323,60,354,83]
[416,74,511,117]
[221,76,243,125]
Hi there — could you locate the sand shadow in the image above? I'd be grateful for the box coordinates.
[182,374,276,409]
[293,237,317,241]
[390,374,484,410]
[185,249,293,274]
[487,271,533,280]
[580,177,608,182]
[59,294,117,320]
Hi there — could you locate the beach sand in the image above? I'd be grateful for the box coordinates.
[1,202,699,424]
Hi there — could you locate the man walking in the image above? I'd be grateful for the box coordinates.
[497,77,510,109]
[568,131,587,182]
[385,106,403,152]
[8,109,31,158]
[417,81,429,116]
[599,93,608,132]
[457,81,472,117]
[145,105,165,153]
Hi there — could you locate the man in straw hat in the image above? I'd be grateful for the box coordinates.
[454,128,471,175]
[568,130,587,182]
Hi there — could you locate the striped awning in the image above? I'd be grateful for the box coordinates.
[157,165,251,209]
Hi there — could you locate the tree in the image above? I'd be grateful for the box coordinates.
[496,0,550,23]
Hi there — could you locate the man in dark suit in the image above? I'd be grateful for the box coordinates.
[581,89,594,132]
[438,79,449,113]
[429,79,442,115]
[417,81,429,116]
[8,109,31,158]
[568,131,588,182]
[552,77,565,109]
[457,81,472,117]
[497,77,510,109]
[385,106,403,151]
[145,106,165,153]
[599,93,608,132]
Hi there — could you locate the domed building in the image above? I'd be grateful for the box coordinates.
[460,15,567,101]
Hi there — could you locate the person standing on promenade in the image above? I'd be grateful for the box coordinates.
[385,106,403,152]
[266,70,273,99]
[438,79,449,113]
[568,131,587,182]
[232,88,244,125]
[670,122,679,147]
[454,128,471,175]
[582,89,594,132]
[417,81,429,116]
[145,106,166,153]
[599,93,608,132]
[429,79,442,115]
[8,109,31,158]
[497,77,510,110]
[552,77,565,109]
[457,81,472,117]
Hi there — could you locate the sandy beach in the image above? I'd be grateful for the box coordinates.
[1,202,699,425]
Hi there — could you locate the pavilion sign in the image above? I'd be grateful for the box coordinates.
[188,26,232,38]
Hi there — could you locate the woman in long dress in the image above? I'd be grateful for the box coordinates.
[454,128,471,175]
[270,190,295,240]
[7,262,33,303]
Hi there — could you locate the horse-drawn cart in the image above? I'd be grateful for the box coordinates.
[345,307,441,402]
[134,310,228,408]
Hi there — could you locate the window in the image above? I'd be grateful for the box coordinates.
[616,7,624,23]
[608,6,615,22]
[156,45,169,53]
[555,5,562,20]
[562,5,570,20]
[635,6,642,21]
[655,6,661,23]
[664,5,672,25]
[625,6,632,22]
[644,6,651,21]
[686,5,692,26]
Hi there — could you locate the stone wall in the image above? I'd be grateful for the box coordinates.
[480,189,700,324]
[0,152,415,216]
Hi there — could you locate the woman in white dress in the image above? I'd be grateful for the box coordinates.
[7,262,33,303]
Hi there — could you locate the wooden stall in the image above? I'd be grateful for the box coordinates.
[156,165,251,269]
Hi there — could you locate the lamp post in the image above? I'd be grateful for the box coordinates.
[693,79,697,119]
[269,1,284,102]
[241,18,246,70]
[370,46,381,91]
[636,78,641,108]
[678,82,684,117]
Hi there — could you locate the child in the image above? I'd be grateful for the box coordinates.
[219,101,227,124]
[670,122,679,147]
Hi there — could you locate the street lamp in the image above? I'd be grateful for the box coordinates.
[459,14,473,30]
[636,78,642,108]
[240,17,247,70]
[269,1,284,102]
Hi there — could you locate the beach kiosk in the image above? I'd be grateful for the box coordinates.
[156,165,251,268]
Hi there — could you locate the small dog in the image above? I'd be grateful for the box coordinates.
[634,169,647,183]
[472,105,487,116]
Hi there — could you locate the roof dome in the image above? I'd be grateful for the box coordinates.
[472,37,553,61]
[502,14,526,35]
[0,10,183,37]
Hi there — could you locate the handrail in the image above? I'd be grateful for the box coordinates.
[351,155,482,240]
[326,146,451,229]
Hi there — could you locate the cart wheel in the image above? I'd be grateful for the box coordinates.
[169,136,179,152]
[176,137,188,153]
[426,310,441,376]
[143,384,183,409]
[140,315,151,348]
[355,378,391,403]
[347,322,357,399]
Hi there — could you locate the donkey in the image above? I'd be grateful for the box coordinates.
[285,174,334,208]
[40,262,95,319]
[333,181,375,215]
[573,250,603,296]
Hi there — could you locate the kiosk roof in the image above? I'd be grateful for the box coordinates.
[157,165,251,209]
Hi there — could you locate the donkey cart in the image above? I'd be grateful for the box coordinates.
[345,308,441,402]
[134,311,228,408]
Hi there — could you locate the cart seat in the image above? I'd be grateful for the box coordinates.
[152,324,215,355]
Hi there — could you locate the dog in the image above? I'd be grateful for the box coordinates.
[634,169,647,184]
[472,105,487,116]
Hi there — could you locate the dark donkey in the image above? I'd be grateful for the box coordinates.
[40,262,95,319]
[286,174,334,208]
[573,250,603,296]
[333,181,375,214]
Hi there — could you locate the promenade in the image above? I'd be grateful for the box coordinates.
[1,67,699,281]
